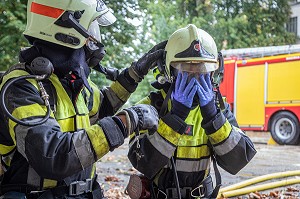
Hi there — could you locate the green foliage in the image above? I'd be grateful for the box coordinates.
[0,0,297,106]
[101,0,141,70]
[138,0,297,51]
[212,0,296,49]
[0,0,27,71]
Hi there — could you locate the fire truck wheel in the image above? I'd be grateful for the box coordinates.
[270,111,300,145]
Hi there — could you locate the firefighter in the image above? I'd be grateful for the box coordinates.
[127,24,257,199]
[0,0,163,198]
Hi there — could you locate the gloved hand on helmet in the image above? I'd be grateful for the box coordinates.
[128,41,167,82]
[196,73,217,123]
[117,104,159,135]
[171,72,198,120]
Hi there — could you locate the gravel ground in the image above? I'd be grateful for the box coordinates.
[96,132,300,198]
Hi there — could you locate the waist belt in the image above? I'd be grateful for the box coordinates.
[157,175,214,199]
[1,178,95,197]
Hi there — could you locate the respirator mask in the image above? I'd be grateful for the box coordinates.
[84,20,106,67]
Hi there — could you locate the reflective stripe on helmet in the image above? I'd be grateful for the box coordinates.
[30,2,64,18]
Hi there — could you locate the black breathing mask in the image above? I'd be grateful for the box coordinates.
[84,38,106,68]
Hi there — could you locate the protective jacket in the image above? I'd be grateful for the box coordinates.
[128,87,257,198]
[0,61,135,198]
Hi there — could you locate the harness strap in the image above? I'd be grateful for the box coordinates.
[155,175,214,199]
[216,87,225,110]
[0,178,99,198]
[210,154,222,198]
[158,83,174,118]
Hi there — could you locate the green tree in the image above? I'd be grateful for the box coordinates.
[0,0,27,71]
[85,0,142,89]
[138,0,297,50]
[0,0,297,106]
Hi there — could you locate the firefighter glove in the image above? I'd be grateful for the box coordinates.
[128,41,167,82]
[118,104,159,134]
[196,74,218,122]
[196,74,215,107]
[171,72,198,120]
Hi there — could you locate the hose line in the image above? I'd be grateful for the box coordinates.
[0,75,51,126]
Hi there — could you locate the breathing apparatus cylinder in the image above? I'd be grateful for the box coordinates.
[0,57,53,126]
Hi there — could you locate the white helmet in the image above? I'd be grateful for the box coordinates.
[164,24,218,81]
[24,0,116,49]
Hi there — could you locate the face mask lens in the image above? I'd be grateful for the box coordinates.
[86,20,104,51]
[171,62,217,83]
[171,62,218,74]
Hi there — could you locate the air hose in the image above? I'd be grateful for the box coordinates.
[0,57,53,126]
[220,178,300,198]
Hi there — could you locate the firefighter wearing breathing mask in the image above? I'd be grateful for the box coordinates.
[127,24,257,199]
[0,0,163,198]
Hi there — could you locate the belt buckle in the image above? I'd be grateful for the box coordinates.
[69,179,93,196]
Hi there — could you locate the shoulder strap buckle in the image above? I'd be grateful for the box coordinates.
[69,179,93,196]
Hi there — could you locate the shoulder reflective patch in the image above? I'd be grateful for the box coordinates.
[31,2,64,18]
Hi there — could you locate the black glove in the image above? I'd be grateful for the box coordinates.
[117,104,159,134]
[128,41,167,82]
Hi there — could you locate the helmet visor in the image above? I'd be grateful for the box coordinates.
[96,11,116,26]
[170,62,218,74]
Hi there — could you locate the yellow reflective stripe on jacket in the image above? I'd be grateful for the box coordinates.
[176,145,210,159]
[110,81,131,102]
[208,120,232,145]
[76,92,89,115]
[157,119,181,146]
[49,74,76,120]
[213,127,242,156]
[88,79,100,116]
[57,115,90,132]
[11,103,53,120]
[43,179,57,189]
[178,106,209,147]
[90,164,96,179]
[0,69,43,157]
[85,125,109,159]
[136,95,151,105]
[0,144,14,156]
[0,69,39,91]
[8,104,54,153]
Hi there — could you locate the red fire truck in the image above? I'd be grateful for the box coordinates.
[220,44,300,145]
